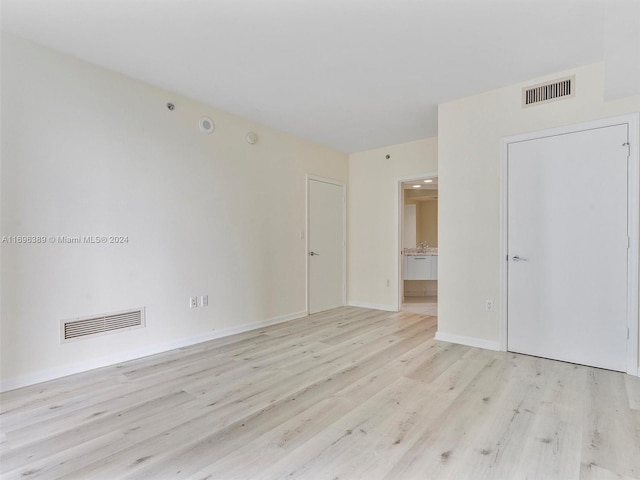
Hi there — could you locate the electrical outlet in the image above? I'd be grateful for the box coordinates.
[485,300,494,312]
[189,296,198,308]
[200,295,209,307]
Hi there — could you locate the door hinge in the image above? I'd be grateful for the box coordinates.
[628,327,630,339]
[623,142,631,158]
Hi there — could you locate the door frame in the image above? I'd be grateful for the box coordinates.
[499,113,640,376]
[395,172,438,311]
[306,174,347,314]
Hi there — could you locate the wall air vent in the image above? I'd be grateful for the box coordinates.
[522,75,575,107]
[61,307,145,343]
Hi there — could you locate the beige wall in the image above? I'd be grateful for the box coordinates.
[348,138,438,310]
[416,200,438,248]
[438,62,640,356]
[0,34,348,389]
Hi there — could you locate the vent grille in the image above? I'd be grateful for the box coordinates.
[523,76,575,107]
[61,308,145,342]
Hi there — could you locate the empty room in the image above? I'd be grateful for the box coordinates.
[1,1,640,479]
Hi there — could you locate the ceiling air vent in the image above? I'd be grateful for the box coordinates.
[522,75,575,107]
[61,307,145,343]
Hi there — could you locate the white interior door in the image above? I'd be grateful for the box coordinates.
[507,124,629,371]
[308,178,344,314]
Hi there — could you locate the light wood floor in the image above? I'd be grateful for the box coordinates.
[402,296,437,316]
[1,307,639,480]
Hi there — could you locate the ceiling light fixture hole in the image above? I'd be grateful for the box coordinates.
[199,116,215,134]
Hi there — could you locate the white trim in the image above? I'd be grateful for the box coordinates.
[394,172,438,312]
[306,174,347,314]
[435,331,500,351]
[499,138,509,352]
[626,114,640,377]
[348,301,397,312]
[396,179,403,311]
[0,310,307,392]
[500,113,640,376]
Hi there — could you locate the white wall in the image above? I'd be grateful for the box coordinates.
[0,34,348,389]
[438,62,640,357]
[348,138,437,310]
[604,0,640,101]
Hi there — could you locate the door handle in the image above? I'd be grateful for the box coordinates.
[511,255,527,262]
[309,251,320,256]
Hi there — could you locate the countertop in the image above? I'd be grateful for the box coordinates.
[404,248,438,256]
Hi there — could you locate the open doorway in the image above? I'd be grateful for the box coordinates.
[398,176,438,317]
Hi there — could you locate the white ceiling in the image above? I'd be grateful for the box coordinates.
[404,177,438,201]
[402,177,438,190]
[1,0,607,153]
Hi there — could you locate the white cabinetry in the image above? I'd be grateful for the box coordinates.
[404,255,438,280]
[405,256,429,280]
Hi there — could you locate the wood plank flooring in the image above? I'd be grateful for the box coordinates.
[1,307,639,479]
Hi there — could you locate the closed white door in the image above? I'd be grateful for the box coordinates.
[508,124,629,371]
[308,178,344,314]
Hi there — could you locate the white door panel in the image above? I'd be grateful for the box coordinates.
[508,124,628,371]
[308,179,344,314]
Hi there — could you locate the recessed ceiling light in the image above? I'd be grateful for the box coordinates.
[412,185,421,188]
[424,179,433,183]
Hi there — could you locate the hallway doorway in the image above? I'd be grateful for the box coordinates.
[397,175,438,318]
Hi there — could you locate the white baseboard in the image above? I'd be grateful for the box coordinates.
[0,310,307,392]
[348,301,397,312]
[434,331,501,351]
